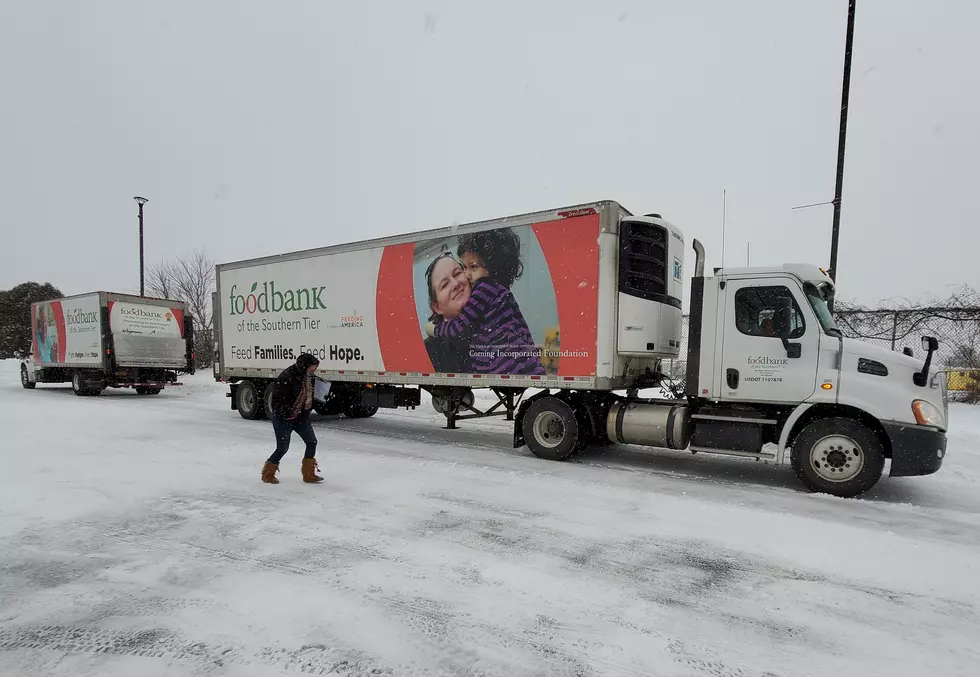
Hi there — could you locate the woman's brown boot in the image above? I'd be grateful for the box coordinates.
[261,462,280,484]
[301,458,323,483]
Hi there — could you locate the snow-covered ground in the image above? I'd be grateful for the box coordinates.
[2,360,979,676]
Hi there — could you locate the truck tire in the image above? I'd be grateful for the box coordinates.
[263,382,276,418]
[135,387,162,396]
[21,364,36,389]
[236,380,265,420]
[522,396,580,461]
[344,403,378,419]
[314,397,345,416]
[790,417,885,498]
[72,371,102,397]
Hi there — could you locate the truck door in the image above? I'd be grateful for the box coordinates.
[719,280,819,403]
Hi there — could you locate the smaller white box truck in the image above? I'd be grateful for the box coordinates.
[213,200,949,498]
[20,291,195,396]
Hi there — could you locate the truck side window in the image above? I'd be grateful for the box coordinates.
[734,285,805,339]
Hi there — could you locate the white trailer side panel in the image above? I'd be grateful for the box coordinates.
[31,293,104,368]
[217,201,629,389]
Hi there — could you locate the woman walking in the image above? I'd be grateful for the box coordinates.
[261,352,324,484]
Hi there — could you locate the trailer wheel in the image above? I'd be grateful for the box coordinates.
[314,396,345,416]
[21,364,36,389]
[236,380,265,420]
[263,382,276,417]
[790,417,885,498]
[344,404,378,419]
[522,396,579,461]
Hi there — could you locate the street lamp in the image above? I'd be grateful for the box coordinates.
[792,0,856,313]
[134,196,148,296]
[829,0,857,299]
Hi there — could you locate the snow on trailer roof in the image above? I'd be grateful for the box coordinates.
[214,199,634,272]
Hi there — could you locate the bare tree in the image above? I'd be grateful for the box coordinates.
[146,249,215,367]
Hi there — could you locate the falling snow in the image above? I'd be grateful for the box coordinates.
[2,361,979,676]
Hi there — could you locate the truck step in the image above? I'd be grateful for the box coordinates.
[689,446,775,460]
[692,413,777,425]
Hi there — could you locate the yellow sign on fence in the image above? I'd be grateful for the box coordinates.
[946,369,980,392]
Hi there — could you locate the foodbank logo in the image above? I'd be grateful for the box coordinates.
[748,356,789,366]
[229,281,327,316]
[66,308,99,326]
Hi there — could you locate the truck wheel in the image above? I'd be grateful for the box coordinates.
[344,404,378,419]
[236,381,265,420]
[263,382,276,417]
[72,371,100,397]
[314,398,345,416]
[522,396,579,461]
[790,417,885,498]
[21,365,36,389]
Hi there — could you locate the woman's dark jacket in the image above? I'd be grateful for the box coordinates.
[270,354,318,420]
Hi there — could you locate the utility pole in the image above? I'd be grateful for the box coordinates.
[828,0,857,309]
[791,1,856,313]
[134,197,148,296]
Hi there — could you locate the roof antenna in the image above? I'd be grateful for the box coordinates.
[721,189,727,270]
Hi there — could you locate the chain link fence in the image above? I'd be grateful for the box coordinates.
[661,285,980,403]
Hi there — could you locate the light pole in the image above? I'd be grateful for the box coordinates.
[829,0,857,302]
[134,196,148,296]
[792,0,856,313]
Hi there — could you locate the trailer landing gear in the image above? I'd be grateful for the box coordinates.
[431,387,522,430]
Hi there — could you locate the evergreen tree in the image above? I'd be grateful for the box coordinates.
[0,282,64,358]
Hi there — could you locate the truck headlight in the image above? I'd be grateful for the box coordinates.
[912,400,945,428]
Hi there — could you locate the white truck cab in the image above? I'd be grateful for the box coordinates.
[678,242,948,496]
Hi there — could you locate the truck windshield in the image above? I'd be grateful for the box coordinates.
[804,282,842,336]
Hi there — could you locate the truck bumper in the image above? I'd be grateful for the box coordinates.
[882,421,947,477]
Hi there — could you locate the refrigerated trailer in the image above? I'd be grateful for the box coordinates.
[20,291,195,396]
[214,200,949,498]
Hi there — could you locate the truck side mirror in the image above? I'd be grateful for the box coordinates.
[774,297,802,359]
[914,336,939,387]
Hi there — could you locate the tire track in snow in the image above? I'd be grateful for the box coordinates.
[0,499,638,676]
[0,624,392,675]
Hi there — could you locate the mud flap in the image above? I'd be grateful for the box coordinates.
[570,397,606,449]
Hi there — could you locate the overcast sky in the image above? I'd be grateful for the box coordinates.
[2,0,977,307]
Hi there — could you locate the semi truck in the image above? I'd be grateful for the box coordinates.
[21,291,195,396]
[213,200,949,498]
